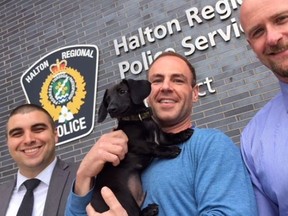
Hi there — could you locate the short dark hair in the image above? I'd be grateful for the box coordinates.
[8,104,56,130]
[149,51,197,87]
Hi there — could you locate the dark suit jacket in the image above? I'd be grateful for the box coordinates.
[0,158,79,216]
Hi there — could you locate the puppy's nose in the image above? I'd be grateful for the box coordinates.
[107,104,118,114]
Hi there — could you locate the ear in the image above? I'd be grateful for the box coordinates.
[125,79,151,104]
[247,39,252,47]
[97,90,108,123]
[192,84,199,102]
[54,128,59,144]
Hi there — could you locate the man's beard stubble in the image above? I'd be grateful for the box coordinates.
[265,41,288,78]
[270,56,288,78]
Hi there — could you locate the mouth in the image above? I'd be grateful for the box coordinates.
[109,106,130,118]
[21,146,42,155]
[158,99,176,104]
[265,44,288,56]
[157,98,177,110]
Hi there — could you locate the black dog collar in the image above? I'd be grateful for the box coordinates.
[119,108,152,121]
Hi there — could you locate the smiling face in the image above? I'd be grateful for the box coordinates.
[7,109,58,178]
[240,0,288,82]
[147,54,199,133]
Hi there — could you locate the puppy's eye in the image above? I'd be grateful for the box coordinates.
[118,89,128,95]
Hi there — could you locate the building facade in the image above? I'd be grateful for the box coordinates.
[0,0,279,183]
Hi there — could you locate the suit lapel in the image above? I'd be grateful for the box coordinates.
[43,158,70,216]
[0,179,16,216]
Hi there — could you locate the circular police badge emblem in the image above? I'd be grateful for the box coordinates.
[40,59,86,122]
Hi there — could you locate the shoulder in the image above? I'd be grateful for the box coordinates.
[193,128,233,144]
[55,158,79,174]
[242,93,281,137]
[188,127,238,153]
[0,181,13,189]
[0,180,15,194]
[185,128,243,168]
[49,159,79,193]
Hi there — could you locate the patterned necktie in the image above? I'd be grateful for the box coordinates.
[16,179,41,216]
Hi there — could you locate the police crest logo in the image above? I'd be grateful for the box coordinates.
[21,45,99,146]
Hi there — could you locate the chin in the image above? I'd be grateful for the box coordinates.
[157,116,177,126]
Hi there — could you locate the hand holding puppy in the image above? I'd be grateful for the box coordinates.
[86,187,128,216]
[75,130,128,196]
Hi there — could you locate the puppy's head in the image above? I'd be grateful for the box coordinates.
[97,79,151,123]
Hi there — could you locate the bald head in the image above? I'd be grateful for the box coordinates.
[240,0,288,38]
[240,0,288,82]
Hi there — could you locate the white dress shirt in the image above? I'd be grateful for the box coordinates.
[6,157,57,216]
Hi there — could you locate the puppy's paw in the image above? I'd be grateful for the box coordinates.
[153,145,181,158]
[168,128,194,143]
[168,145,181,158]
[141,203,159,216]
[180,128,194,141]
[160,128,194,145]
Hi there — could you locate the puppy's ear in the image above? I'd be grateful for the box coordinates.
[97,89,108,123]
[125,79,151,104]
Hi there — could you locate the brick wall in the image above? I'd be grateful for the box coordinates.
[0,0,279,183]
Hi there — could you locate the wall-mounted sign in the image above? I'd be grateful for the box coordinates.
[112,0,243,79]
[21,44,99,146]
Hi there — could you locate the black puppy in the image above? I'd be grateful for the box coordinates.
[91,79,193,216]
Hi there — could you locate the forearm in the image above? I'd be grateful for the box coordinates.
[75,170,95,196]
[65,180,95,216]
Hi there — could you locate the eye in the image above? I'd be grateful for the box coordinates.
[33,127,45,133]
[275,15,288,24]
[9,130,23,138]
[32,125,47,133]
[29,123,48,133]
[151,78,162,84]
[118,89,128,95]
[174,78,185,83]
[250,27,265,39]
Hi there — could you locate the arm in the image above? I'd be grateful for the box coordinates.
[241,127,277,215]
[65,185,128,216]
[65,130,128,216]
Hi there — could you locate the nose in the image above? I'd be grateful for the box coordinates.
[23,132,36,145]
[160,79,172,91]
[266,25,283,46]
[107,105,117,113]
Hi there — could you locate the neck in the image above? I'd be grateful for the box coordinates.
[19,156,56,178]
[20,168,42,179]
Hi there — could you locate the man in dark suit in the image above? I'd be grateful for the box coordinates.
[0,104,79,216]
